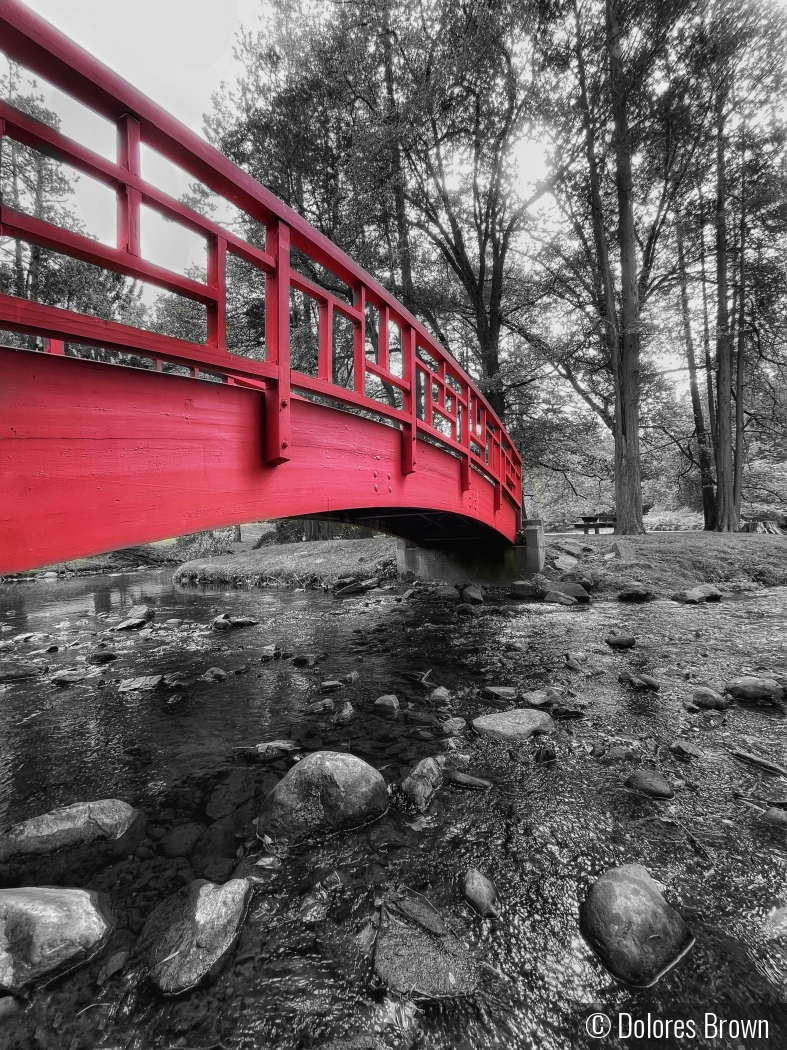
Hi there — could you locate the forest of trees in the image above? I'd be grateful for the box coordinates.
[2,0,787,534]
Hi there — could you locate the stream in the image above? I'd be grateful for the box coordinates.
[0,569,786,1049]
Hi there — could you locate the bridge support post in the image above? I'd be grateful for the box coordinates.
[396,519,544,585]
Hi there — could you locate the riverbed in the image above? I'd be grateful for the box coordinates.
[1,570,786,1049]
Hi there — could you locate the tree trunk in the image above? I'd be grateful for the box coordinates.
[232,525,242,543]
[676,216,717,529]
[733,154,746,519]
[714,84,737,531]
[697,187,717,464]
[606,0,644,534]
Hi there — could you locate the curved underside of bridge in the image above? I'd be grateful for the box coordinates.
[0,1,523,573]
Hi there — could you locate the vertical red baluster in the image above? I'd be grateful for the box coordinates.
[265,220,291,464]
[401,325,416,474]
[318,300,333,381]
[44,338,65,355]
[353,286,365,393]
[207,236,226,350]
[117,114,141,256]
[459,379,470,491]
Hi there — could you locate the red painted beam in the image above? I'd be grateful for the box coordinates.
[0,347,517,572]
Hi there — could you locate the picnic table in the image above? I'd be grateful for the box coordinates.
[574,515,616,535]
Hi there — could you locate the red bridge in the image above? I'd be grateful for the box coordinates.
[0,0,523,575]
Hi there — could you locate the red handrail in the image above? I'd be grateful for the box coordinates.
[0,0,522,509]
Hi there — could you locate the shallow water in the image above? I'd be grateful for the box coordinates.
[1,571,787,1049]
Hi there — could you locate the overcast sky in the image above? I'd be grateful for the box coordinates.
[4,0,261,279]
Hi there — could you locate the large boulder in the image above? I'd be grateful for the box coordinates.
[137,879,251,994]
[725,677,783,703]
[580,864,693,987]
[0,887,113,992]
[472,708,554,742]
[0,800,141,862]
[0,800,145,885]
[257,751,388,842]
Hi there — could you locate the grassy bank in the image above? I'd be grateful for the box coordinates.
[173,537,399,589]
[546,531,787,594]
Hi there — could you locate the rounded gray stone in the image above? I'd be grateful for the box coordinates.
[580,864,693,987]
[472,708,554,741]
[257,751,389,841]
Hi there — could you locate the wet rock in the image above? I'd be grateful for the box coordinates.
[543,591,577,606]
[0,887,113,992]
[334,701,356,725]
[552,554,578,573]
[520,688,559,708]
[201,856,235,882]
[462,584,484,605]
[439,717,466,737]
[533,742,557,764]
[201,667,233,687]
[447,770,491,790]
[127,604,154,622]
[672,585,722,604]
[762,808,787,829]
[160,823,204,859]
[473,708,554,741]
[291,651,319,668]
[602,746,639,764]
[624,769,674,799]
[87,647,118,665]
[0,662,43,683]
[429,685,452,704]
[336,577,379,597]
[692,686,730,710]
[373,901,478,998]
[257,751,388,841]
[462,869,499,917]
[321,679,344,693]
[206,770,256,821]
[211,613,258,631]
[0,799,142,863]
[605,633,636,649]
[138,878,251,994]
[119,674,163,692]
[579,864,693,987]
[259,644,282,662]
[238,739,300,762]
[401,757,443,812]
[0,996,21,1020]
[52,668,88,686]
[427,584,456,601]
[669,739,703,762]
[617,585,653,603]
[374,694,400,714]
[483,685,517,704]
[549,581,590,602]
[725,676,783,703]
[112,617,148,631]
[305,699,335,714]
[344,671,360,684]
[619,671,660,692]
[456,603,481,617]
[509,580,543,599]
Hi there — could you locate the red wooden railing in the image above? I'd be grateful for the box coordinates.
[0,0,522,512]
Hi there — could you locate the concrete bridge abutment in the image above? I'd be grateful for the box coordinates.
[396,519,545,585]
